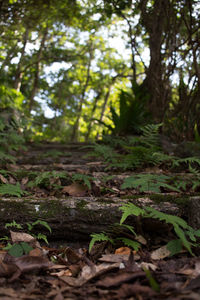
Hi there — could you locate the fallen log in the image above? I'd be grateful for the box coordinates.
[0,195,187,244]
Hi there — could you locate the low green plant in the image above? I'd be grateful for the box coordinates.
[28,171,68,188]
[121,173,180,193]
[72,173,95,190]
[41,149,71,159]
[0,183,27,197]
[85,143,119,164]
[1,219,52,257]
[89,202,200,256]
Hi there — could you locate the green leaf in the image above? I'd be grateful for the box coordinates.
[20,242,33,254]
[36,233,48,244]
[89,233,114,253]
[119,202,145,224]
[5,220,23,229]
[72,173,95,190]
[31,220,52,233]
[166,239,183,256]
[143,267,160,292]
[0,183,26,197]
[117,237,141,251]
[8,243,24,257]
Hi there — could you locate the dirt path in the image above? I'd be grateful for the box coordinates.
[0,142,199,299]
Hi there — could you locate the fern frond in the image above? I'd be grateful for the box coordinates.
[72,173,95,190]
[89,233,114,252]
[119,202,145,224]
[0,183,26,197]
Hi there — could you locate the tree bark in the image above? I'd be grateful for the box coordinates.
[71,42,93,142]
[14,27,29,91]
[29,27,48,113]
[0,196,183,243]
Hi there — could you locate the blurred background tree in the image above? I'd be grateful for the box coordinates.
[0,0,199,142]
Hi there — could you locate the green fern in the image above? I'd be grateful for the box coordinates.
[119,202,145,224]
[116,238,141,251]
[86,143,119,163]
[89,233,114,252]
[0,150,16,164]
[140,123,162,150]
[172,157,200,170]
[28,171,68,187]
[0,183,26,197]
[120,203,200,255]
[72,173,95,190]
[121,174,180,193]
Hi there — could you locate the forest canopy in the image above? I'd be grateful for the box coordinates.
[0,0,199,142]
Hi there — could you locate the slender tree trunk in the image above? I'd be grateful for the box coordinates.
[29,27,48,113]
[71,45,93,142]
[96,86,111,139]
[85,91,103,141]
[14,28,29,91]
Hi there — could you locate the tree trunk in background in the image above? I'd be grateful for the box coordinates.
[96,86,111,140]
[29,27,48,113]
[14,28,29,91]
[85,91,102,141]
[71,44,93,142]
[139,0,171,122]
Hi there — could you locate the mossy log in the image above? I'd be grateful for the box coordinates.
[0,196,190,243]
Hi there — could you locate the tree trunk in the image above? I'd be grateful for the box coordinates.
[85,91,103,141]
[29,27,48,113]
[139,0,171,122]
[14,28,29,91]
[71,44,93,142]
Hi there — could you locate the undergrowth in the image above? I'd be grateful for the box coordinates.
[89,202,200,256]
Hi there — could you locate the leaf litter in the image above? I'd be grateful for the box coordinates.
[0,143,200,299]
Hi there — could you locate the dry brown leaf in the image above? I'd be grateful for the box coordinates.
[0,174,8,184]
[115,247,132,255]
[8,176,16,184]
[21,177,29,185]
[62,182,87,196]
[10,231,35,243]
[151,245,171,260]
[51,269,72,277]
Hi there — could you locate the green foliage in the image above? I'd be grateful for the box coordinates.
[72,173,95,190]
[28,171,68,188]
[143,267,160,292]
[172,156,200,170]
[89,233,114,252]
[0,183,27,197]
[121,174,180,193]
[90,202,200,256]
[86,143,119,163]
[120,203,200,255]
[102,87,150,136]
[7,242,33,257]
[116,237,141,251]
[0,150,16,164]
[26,220,52,233]
[3,219,52,247]
[5,220,23,229]
[41,150,70,159]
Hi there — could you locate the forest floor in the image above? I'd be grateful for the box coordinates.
[0,142,200,299]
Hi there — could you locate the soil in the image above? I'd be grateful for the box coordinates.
[0,142,200,299]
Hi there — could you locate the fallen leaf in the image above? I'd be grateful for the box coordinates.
[0,174,8,184]
[141,262,157,271]
[62,182,87,196]
[115,247,132,255]
[10,231,35,243]
[151,245,171,260]
[21,177,29,185]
